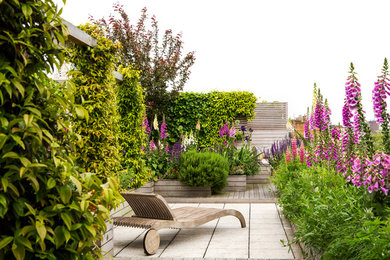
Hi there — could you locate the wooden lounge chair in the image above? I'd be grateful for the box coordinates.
[113,192,246,255]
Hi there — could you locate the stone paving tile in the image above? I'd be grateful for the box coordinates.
[114,203,298,259]
[204,248,248,258]
[160,248,207,258]
[250,248,294,259]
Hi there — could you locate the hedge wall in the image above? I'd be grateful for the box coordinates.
[167,91,257,147]
[0,1,120,259]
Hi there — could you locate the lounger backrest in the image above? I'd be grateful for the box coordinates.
[121,192,176,220]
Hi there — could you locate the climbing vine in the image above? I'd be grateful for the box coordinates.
[66,23,122,180]
[0,1,120,259]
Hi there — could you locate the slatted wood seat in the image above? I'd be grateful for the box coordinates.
[114,192,246,255]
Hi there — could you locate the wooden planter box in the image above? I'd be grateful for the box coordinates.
[246,174,270,184]
[134,181,154,193]
[154,180,211,197]
[222,175,247,192]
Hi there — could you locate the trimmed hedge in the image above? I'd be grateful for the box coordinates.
[167,91,257,147]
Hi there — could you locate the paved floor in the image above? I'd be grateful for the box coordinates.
[113,203,300,259]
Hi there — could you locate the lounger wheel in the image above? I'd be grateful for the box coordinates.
[143,229,160,255]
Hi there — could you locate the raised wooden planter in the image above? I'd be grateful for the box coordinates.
[134,181,154,193]
[222,175,247,192]
[154,180,211,197]
[246,174,270,184]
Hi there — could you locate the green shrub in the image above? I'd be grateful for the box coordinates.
[231,146,260,175]
[272,161,387,259]
[0,1,120,259]
[167,91,257,147]
[179,150,228,193]
[66,23,121,181]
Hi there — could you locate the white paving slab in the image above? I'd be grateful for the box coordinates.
[113,203,297,259]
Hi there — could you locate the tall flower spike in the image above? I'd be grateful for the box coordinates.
[291,138,297,161]
[373,58,390,154]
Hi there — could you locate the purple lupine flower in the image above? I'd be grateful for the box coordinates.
[241,125,246,133]
[291,139,297,161]
[160,121,168,140]
[249,128,253,133]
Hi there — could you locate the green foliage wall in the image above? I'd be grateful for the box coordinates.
[167,91,257,147]
[0,1,120,259]
[66,24,121,180]
[117,66,145,170]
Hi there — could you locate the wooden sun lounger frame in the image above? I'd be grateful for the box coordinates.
[113,192,246,255]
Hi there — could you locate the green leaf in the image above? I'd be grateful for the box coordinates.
[63,227,71,243]
[10,135,25,150]
[75,106,85,119]
[1,177,8,192]
[16,236,32,251]
[2,152,19,159]
[58,185,72,204]
[21,225,34,236]
[24,202,35,216]
[60,212,72,230]
[12,242,25,260]
[54,226,65,248]
[21,4,32,18]
[36,221,46,241]
[84,225,96,236]
[12,80,25,98]
[0,236,13,250]
[25,107,41,117]
[47,178,56,189]
[69,176,82,195]
[0,134,7,150]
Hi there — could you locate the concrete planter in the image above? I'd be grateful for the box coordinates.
[154,179,211,197]
[223,175,247,192]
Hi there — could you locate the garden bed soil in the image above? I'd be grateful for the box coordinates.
[222,175,247,192]
[154,179,212,197]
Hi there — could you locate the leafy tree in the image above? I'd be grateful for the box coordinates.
[93,4,196,118]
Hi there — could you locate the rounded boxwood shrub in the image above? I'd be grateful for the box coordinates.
[179,150,229,193]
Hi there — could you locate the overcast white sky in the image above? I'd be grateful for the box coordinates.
[55,0,390,124]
